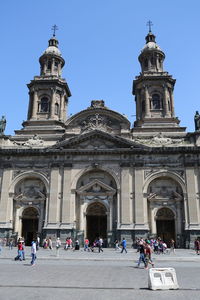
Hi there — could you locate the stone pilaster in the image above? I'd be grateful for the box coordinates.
[134,168,147,227]
[50,88,56,119]
[163,85,170,117]
[170,88,175,117]
[136,90,141,121]
[61,167,73,225]
[0,169,13,228]
[185,168,200,227]
[48,167,61,226]
[32,90,38,119]
[120,167,132,224]
[144,85,150,117]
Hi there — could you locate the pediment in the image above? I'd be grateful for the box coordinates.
[77,179,116,195]
[65,102,131,135]
[52,130,146,150]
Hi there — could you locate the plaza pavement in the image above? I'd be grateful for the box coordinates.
[0,247,200,300]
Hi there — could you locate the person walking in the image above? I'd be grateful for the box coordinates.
[136,241,146,268]
[121,238,127,253]
[17,241,23,261]
[22,241,26,260]
[169,239,175,254]
[144,242,154,269]
[84,238,90,251]
[194,238,200,255]
[56,237,61,257]
[30,241,37,266]
[114,239,120,251]
[48,237,53,250]
[74,239,80,251]
[98,237,103,253]
[8,239,13,250]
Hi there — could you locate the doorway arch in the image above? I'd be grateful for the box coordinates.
[86,202,107,244]
[22,207,39,245]
[156,207,175,246]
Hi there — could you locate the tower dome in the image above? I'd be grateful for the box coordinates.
[39,34,65,77]
[43,36,62,56]
[139,30,165,73]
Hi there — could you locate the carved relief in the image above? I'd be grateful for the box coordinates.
[156,207,174,220]
[80,114,113,133]
[14,134,44,148]
[134,132,188,146]
[14,178,46,201]
[148,177,183,201]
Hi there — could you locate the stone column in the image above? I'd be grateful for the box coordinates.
[120,167,132,224]
[60,92,66,122]
[170,88,175,117]
[64,95,68,121]
[48,167,61,225]
[144,85,150,117]
[150,205,156,235]
[51,58,55,74]
[163,85,170,117]
[176,201,182,234]
[136,90,141,121]
[185,168,200,226]
[43,62,47,75]
[0,169,13,227]
[32,90,38,119]
[61,167,73,224]
[134,168,146,226]
[50,89,56,119]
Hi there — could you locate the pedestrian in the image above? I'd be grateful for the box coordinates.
[114,239,120,251]
[84,238,90,251]
[48,237,53,250]
[194,238,200,255]
[0,238,3,254]
[74,239,80,251]
[121,238,127,253]
[8,238,13,250]
[144,242,154,269]
[17,241,23,261]
[169,239,175,254]
[56,237,61,257]
[97,237,103,253]
[36,236,40,251]
[30,241,37,266]
[136,241,146,268]
[22,241,26,260]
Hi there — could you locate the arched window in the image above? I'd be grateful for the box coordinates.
[40,97,49,112]
[55,103,59,115]
[151,93,162,110]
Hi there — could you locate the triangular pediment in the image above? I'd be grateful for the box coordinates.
[77,179,116,195]
[51,130,147,150]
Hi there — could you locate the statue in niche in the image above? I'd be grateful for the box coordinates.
[194,111,200,131]
[0,116,6,134]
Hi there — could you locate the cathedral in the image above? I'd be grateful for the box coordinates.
[0,28,200,248]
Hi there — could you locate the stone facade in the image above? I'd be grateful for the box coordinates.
[0,30,200,247]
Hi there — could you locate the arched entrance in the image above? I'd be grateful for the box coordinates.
[22,207,39,245]
[86,202,107,244]
[156,207,175,246]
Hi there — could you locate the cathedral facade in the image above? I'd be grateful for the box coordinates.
[0,30,200,247]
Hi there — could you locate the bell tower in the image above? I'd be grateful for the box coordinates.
[15,27,71,138]
[132,26,185,133]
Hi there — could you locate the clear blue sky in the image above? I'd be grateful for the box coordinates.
[1,0,199,134]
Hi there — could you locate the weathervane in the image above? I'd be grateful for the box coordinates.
[51,24,58,37]
[146,20,153,32]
